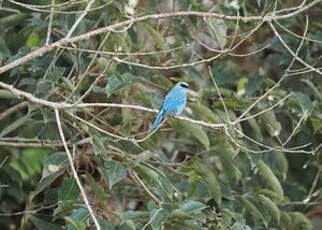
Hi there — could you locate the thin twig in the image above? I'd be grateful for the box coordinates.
[209,66,230,122]
[142,208,163,230]
[0,155,9,168]
[7,0,86,9]
[7,0,109,14]
[71,32,112,101]
[45,0,55,45]
[282,110,307,147]
[68,111,137,142]
[237,93,292,123]
[0,204,58,217]
[66,0,95,38]
[129,169,162,205]
[0,141,64,148]
[268,21,322,75]
[233,75,286,125]
[0,102,28,121]
[57,43,191,56]
[54,109,101,230]
[286,15,309,72]
[1,1,321,75]
[275,20,322,44]
[303,150,321,203]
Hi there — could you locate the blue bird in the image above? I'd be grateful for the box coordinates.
[151,82,189,130]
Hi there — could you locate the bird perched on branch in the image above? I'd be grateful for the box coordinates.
[151,82,189,130]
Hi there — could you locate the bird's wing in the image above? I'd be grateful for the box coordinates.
[175,99,186,115]
[158,87,174,110]
[162,91,185,113]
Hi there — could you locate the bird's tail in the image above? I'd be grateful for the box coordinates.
[151,110,166,130]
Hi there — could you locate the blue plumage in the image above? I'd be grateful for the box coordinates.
[151,82,189,130]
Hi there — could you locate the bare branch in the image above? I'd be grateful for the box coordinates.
[0,102,28,121]
[0,204,58,217]
[54,109,101,230]
[0,141,64,148]
[45,0,55,45]
[57,43,192,56]
[268,21,322,75]
[129,169,162,205]
[7,0,110,14]
[66,0,95,38]
[8,0,86,9]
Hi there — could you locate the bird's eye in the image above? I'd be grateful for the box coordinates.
[180,83,188,88]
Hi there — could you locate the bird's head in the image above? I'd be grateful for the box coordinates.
[175,82,189,93]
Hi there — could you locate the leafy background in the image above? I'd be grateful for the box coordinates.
[0,0,322,229]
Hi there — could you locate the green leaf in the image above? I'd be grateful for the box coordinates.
[256,160,284,200]
[41,152,68,179]
[133,82,153,106]
[261,111,281,136]
[104,160,127,189]
[105,75,121,97]
[0,89,18,98]
[294,92,314,116]
[237,77,249,94]
[0,113,31,137]
[105,73,134,97]
[58,178,80,201]
[231,222,253,230]
[123,211,149,220]
[0,37,11,56]
[301,79,322,101]
[221,208,244,223]
[36,80,53,98]
[280,212,292,229]
[143,23,165,50]
[288,212,312,230]
[192,160,221,205]
[211,64,241,86]
[181,200,207,213]
[152,75,174,89]
[310,116,322,134]
[273,151,289,180]
[157,175,174,200]
[128,159,159,181]
[245,76,263,94]
[9,148,50,180]
[26,33,40,47]
[150,208,170,230]
[206,18,227,49]
[170,119,209,149]
[122,98,132,124]
[66,220,86,230]
[247,116,263,142]
[184,67,204,82]
[238,196,266,225]
[67,208,90,230]
[83,174,108,204]
[31,152,68,198]
[1,14,28,30]
[31,215,61,230]
[258,194,280,224]
[190,102,220,123]
[216,150,241,182]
